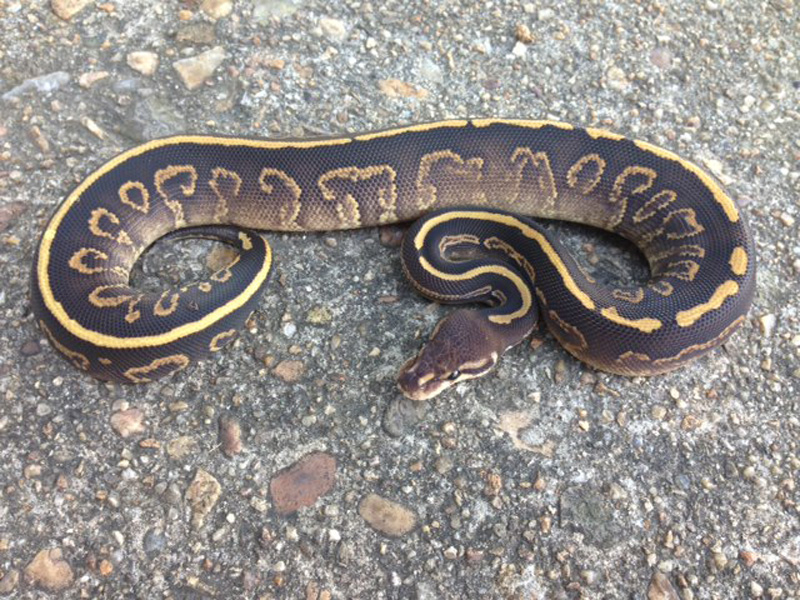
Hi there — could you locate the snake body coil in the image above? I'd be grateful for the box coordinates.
[30,120,755,396]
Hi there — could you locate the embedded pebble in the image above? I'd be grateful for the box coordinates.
[358,494,417,537]
[110,408,146,438]
[0,569,19,594]
[172,46,226,90]
[166,435,198,460]
[127,51,159,76]
[647,572,679,600]
[200,0,232,20]
[185,469,221,529]
[218,415,243,457]
[51,0,92,20]
[269,452,337,514]
[758,314,776,338]
[272,359,305,383]
[24,548,74,591]
[319,17,347,41]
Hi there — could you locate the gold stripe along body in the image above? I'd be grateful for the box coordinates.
[30,120,755,390]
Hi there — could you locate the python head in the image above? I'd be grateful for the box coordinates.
[397,309,504,401]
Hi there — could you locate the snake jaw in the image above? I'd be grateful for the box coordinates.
[396,310,501,401]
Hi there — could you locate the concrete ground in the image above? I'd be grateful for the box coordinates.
[0,0,798,598]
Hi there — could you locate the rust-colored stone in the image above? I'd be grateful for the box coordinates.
[270,452,336,514]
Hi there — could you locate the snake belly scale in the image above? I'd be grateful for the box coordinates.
[30,120,755,398]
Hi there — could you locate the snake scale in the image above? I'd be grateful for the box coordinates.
[30,120,755,399]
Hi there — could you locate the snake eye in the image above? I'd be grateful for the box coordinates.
[448,370,461,381]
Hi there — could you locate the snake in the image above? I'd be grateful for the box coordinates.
[30,119,755,400]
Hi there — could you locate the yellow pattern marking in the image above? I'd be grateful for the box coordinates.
[414,211,596,311]
[39,320,90,371]
[119,181,150,213]
[633,139,739,223]
[676,280,740,327]
[633,190,676,224]
[608,166,657,229]
[259,168,303,229]
[238,231,253,250]
[509,148,557,207]
[600,307,662,333]
[123,354,191,383]
[566,153,606,196]
[318,164,398,226]
[154,165,198,227]
[612,287,645,304]
[659,260,700,282]
[418,256,532,325]
[88,208,133,245]
[729,246,748,276]
[416,150,484,211]
[585,128,625,141]
[69,247,109,275]
[154,291,180,317]
[209,329,238,352]
[209,167,243,223]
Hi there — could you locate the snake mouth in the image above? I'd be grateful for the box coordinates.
[396,357,454,401]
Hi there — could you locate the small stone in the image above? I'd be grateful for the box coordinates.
[751,581,763,597]
[167,435,198,460]
[20,340,41,356]
[758,314,776,337]
[200,0,232,19]
[98,559,113,577]
[511,41,528,57]
[319,17,347,40]
[110,408,146,438]
[0,569,20,594]
[515,23,534,44]
[0,202,27,233]
[434,456,453,474]
[606,66,628,91]
[78,71,109,88]
[24,548,74,591]
[273,359,305,383]
[647,572,679,600]
[443,546,458,559]
[537,7,555,20]
[383,397,427,437]
[185,469,221,529]
[358,493,417,537]
[127,51,159,76]
[378,79,429,99]
[81,117,107,140]
[306,306,332,325]
[173,46,226,90]
[270,452,337,514]
[218,415,243,457]
[51,0,92,20]
[650,47,673,70]
[739,549,759,567]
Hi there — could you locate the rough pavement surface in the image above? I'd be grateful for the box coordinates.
[0,0,798,598]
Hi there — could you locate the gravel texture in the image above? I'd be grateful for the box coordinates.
[0,0,798,598]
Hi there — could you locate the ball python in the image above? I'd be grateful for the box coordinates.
[30,119,755,399]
